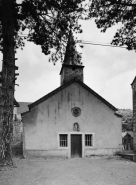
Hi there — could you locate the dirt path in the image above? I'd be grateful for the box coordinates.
[0,157,136,185]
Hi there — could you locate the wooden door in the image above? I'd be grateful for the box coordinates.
[71,134,82,158]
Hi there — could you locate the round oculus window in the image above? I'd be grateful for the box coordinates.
[71,107,81,117]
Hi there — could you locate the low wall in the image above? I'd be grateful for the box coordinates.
[23,148,122,158]
[23,149,69,158]
[84,148,122,156]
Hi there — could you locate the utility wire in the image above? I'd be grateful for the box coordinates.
[18,34,127,49]
[77,40,127,49]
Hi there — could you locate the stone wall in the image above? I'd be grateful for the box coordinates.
[60,65,84,85]
[12,120,23,145]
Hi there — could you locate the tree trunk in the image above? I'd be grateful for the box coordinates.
[0,0,15,166]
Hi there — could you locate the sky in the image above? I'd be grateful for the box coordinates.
[0,20,136,110]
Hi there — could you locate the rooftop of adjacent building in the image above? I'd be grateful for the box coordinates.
[17,102,32,114]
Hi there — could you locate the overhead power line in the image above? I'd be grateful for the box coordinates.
[78,40,127,49]
[18,34,127,49]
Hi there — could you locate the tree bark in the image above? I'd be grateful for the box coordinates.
[0,0,15,166]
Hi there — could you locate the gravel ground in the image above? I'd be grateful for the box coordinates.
[0,156,136,185]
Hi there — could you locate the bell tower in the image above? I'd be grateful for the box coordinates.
[60,31,84,85]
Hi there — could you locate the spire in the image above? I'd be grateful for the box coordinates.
[60,30,84,85]
[63,31,81,65]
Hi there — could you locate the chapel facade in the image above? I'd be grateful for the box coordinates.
[22,32,122,158]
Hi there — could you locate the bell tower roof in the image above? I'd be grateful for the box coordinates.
[63,31,81,65]
[59,31,84,86]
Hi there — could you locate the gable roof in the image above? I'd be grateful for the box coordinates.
[18,102,32,114]
[131,76,136,86]
[28,78,117,112]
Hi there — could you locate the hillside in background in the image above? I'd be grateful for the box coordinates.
[116,109,133,131]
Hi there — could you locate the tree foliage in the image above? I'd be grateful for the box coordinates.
[116,109,133,131]
[0,0,86,64]
[88,0,136,50]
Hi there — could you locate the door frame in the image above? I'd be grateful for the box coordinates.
[71,134,82,158]
[69,132,84,158]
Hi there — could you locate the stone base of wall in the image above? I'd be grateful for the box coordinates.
[84,148,122,156]
[23,148,122,158]
[23,149,69,158]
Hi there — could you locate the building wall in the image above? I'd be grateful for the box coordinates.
[23,82,122,157]
[132,79,136,152]
[13,121,23,145]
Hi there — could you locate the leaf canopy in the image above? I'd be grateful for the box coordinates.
[88,0,136,51]
[0,0,86,64]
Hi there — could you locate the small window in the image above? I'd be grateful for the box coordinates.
[60,134,68,147]
[71,107,81,117]
[85,134,92,146]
